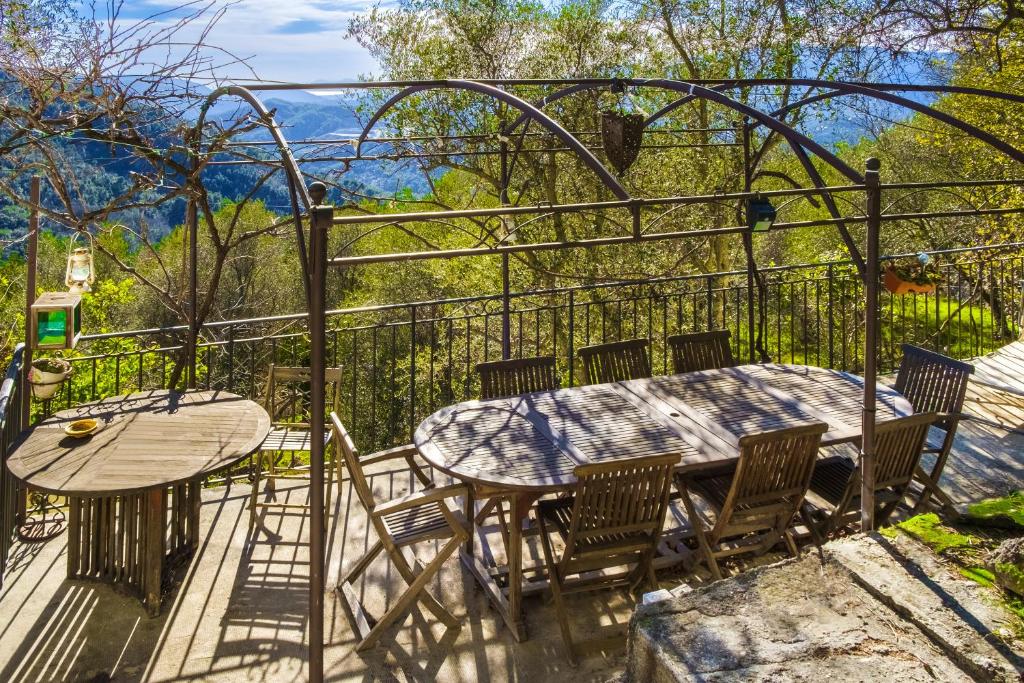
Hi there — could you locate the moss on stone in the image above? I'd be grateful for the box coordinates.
[893,513,978,554]
[967,491,1024,528]
[959,566,995,587]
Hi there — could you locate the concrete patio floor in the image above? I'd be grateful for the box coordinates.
[3,367,1024,682]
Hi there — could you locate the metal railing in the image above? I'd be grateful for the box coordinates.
[38,243,1024,455]
[0,344,25,589]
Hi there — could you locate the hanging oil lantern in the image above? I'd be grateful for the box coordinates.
[65,232,95,294]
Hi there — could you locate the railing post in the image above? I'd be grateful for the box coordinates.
[501,253,511,360]
[409,305,417,440]
[827,264,835,368]
[861,158,882,533]
[226,326,235,392]
[306,182,330,683]
[567,289,575,386]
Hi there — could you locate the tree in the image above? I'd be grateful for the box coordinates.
[0,1,301,384]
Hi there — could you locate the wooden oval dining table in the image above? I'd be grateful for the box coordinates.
[5,389,270,616]
[414,363,913,641]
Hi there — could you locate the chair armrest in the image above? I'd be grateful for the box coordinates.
[360,444,419,466]
[361,444,434,486]
[371,483,467,519]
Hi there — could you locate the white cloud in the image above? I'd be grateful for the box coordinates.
[113,0,382,82]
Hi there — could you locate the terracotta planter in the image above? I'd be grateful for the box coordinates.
[884,266,936,295]
[601,112,645,175]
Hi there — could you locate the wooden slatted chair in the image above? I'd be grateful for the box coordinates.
[249,365,343,530]
[536,453,677,665]
[331,413,470,651]
[577,338,652,385]
[675,422,828,580]
[667,330,736,374]
[803,412,938,540]
[474,356,560,535]
[893,344,974,512]
[476,356,559,399]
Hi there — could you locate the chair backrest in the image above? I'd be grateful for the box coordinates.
[711,422,828,542]
[830,412,937,522]
[668,330,736,374]
[894,344,974,430]
[561,453,677,562]
[263,365,343,424]
[871,411,937,490]
[476,356,559,399]
[577,338,652,385]
[330,412,376,512]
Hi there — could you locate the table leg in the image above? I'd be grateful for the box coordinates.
[188,480,201,548]
[66,497,81,579]
[143,488,165,617]
[506,493,526,640]
[462,487,475,554]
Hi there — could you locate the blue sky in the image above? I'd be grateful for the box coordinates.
[111,0,380,83]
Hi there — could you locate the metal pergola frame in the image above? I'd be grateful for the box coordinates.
[191,77,1024,681]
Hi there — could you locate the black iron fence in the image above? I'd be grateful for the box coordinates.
[41,243,1024,455]
[0,344,25,589]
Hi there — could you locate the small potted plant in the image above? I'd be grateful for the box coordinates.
[29,356,72,400]
[600,105,645,175]
[883,253,941,295]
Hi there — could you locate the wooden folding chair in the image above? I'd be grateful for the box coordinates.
[577,338,651,385]
[675,422,827,580]
[667,330,736,374]
[536,453,677,665]
[893,344,974,512]
[331,413,470,651]
[249,365,344,530]
[476,356,559,399]
[803,412,938,540]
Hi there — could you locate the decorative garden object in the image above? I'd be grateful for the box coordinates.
[30,291,82,350]
[29,356,71,401]
[601,111,645,175]
[746,195,777,232]
[883,253,940,295]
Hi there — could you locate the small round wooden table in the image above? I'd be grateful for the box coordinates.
[5,390,270,616]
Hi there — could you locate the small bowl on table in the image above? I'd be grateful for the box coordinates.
[64,418,99,439]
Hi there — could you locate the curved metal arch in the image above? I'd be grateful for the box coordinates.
[635,79,863,182]
[741,80,1024,165]
[194,85,312,288]
[196,85,312,210]
[496,78,860,182]
[353,79,631,200]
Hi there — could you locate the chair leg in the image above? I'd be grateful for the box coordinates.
[343,539,384,585]
[677,479,722,581]
[354,534,462,652]
[538,516,577,666]
[800,504,825,549]
[391,546,459,628]
[783,530,800,558]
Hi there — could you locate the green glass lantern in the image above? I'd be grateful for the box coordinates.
[31,292,82,350]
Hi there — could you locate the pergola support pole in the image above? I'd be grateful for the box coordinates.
[21,176,39,429]
[861,158,882,532]
[740,120,756,364]
[186,199,198,389]
[306,182,330,683]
